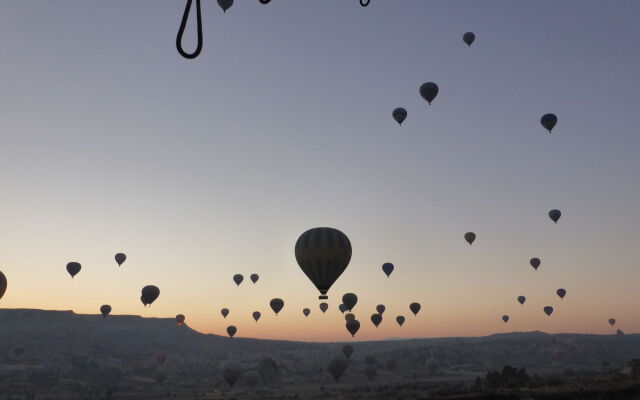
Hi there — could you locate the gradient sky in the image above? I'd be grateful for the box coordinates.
[1,1,639,342]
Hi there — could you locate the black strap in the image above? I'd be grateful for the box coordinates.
[176,0,203,59]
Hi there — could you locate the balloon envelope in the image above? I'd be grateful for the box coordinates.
[530,258,541,270]
[392,108,407,125]
[464,232,476,245]
[517,296,526,305]
[100,305,111,318]
[338,304,346,314]
[556,288,567,299]
[175,314,185,325]
[0,271,6,300]
[381,263,394,277]
[396,315,405,326]
[221,308,229,318]
[319,302,329,313]
[66,262,81,278]
[250,273,259,284]
[221,360,242,386]
[252,311,261,322]
[328,357,348,382]
[419,82,439,105]
[409,302,421,316]
[342,344,354,359]
[463,32,475,46]
[227,325,237,338]
[371,313,382,327]
[217,0,233,13]
[141,285,160,306]
[544,306,554,316]
[345,313,356,322]
[346,319,360,337]
[364,364,377,381]
[303,308,310,317]
[270,298,284,315]
[233,274,244,286]
[376,304,385,315]
[540,113,558,132]
[342,293,358,311]
[549,209,561,223]
[115,253,126,266]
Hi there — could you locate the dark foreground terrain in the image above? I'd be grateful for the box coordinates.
[1,309,640,399]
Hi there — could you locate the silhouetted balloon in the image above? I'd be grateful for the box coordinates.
[381,263,394,277]
[227,325,237,338]
[295,227,352,299]
[328,357,348,382]
[609,318,616,327]
[346,319,360,337]
[364,364,377,381]
[540,113,557,132]
[617,329,624,336]
[270,298,284,315]
[371,313,382,327]
[419,82,438,105]
[544,306,554,316]
[250,273,259,284]
[221,308,229,318]
[141,285,160,306]
[217,0,233,13]
[233,274,244,286]
[176,314,185,326]
[259,0,271,4]
[244,370,261,387]
[66,262,81,278]
[530,258,541,270]
[396,315,405,326]
[376,304,385,315]
[392,108,407,126]
[342,293,358,311]
[338,304,346,313]
[100,305,111,318]
[114,253,126,267]
[252,311,261,322]
[409,302,421,316]
[221,360,242,386]
[0,271,6,301]
[303,308,310,317]
[463,32,475,46]
[517,296,526,305]
[342,344,354,359]
[140,296,148,306]
[556,288,567,299]
[502,315,509,323]
[319,302,329,313]
[345,313,355,322]
[360,0,370,6]
[464,232,476,245]
[549,209,561,224]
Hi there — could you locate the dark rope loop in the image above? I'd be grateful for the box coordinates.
[360,0,370,6]
[176,0,203,59]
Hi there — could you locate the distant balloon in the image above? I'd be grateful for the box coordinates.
[360,0,370,7]
[342,344,354,359]
[419,82,439,105]
[549,209,561,224]
[252,311,261,322]
[66,262,81,278]
[100,305,111,318]
[221,308,229,318]
[338,304,346,314]
[371,313,382,327]
[233,274,244,286]
[270,298,284,315]
[319,302,329,313]
[250,273,259,284]
[540,113,558,133]
[463,32,475,46]
[517,296,526,305]
[141,285,160,306]
[259,0,271,4]
[396,315,405,326]
[226,325,237,338]
[530,258,541,270]
[609,318,616,327]
[114,253,126,267]
[176,314,185,326]
[617,329,624,336]
[409,302,421,316]
[464,232,476,245]
[502,315,509,323]
[381,263,394,277]
[544,306,554,316]
[217,0,233,13]
[328,357,348,382]
[342,293,358,312]
[392,108,407,126]
[244,370,261,387]
[221,360,242,387]
[295,227,352,299]
[376,304,385,315]
[0,271,6,301]
[556,288,567,299]
[345,313,356,322]
[303,308,311,317]
[364,364,377,381]
[346,319,360,337]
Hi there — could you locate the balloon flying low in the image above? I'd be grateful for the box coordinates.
[175,314,185,326]
[342,344,354,359]
[100,305,111,318]
[328,357,348,382]
[141,285,160,306]
[226,325,237,338]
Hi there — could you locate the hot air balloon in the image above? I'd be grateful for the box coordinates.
[409,302,421,316]
[217,0,233,13]
[319,302,329,313]
[540,113,557,132]
[463,32,475,46]
[502,315,509,323]
[338,304,346,313]
[227,325,237,338]
[549,209,561,224]
[141,285,160,306]
[419,82,438,105]
[609,318,616,327]
[544,306,554,316]
[259,0,271,4]
[221,308,229,318]
[392,108,407,126]
[556,288,566,299]
[396,315,405,326]
[303,308,311,317]
[342,293,358,311]
[517,296,526,305]
[371,313,382,327]
[244,370,261,387]
[464,232,476,245]
[100,305,111,318]
[346,319,360,337]
[66,262,81,278]
[250,273,259,284]
[342,344,354,359]
[176,314,185,326]
[115,253,126,267]
[221,360,242,386]
[252,311,261,322]
[233,274,244,286]
[530,258,541,270]
[0,271,6,301]
[270,298,284,315]
[364,364,377,381]
[295,227,352,299]
[617,329,625,336]
[376,304,385,315]
[345,313,356,322]
[328,357,348,382]
[381,263,394,277]
[360,0,370,6]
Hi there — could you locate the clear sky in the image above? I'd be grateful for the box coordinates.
[1,1,639,342]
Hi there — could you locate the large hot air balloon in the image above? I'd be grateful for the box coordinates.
[176,314,185,326]
[141,285,160,306]
[419,82,438,105]
[381,263,394,277]
[221,308,229,318]
[346,319,360,337]
[396,315,405,326]
[463,32,475,46]
[250,273,259,284]
[530,258,541,270]
[217,0,233,13]
[0,271,6,301]
[376,304,385,315]
[409,302,421,316]
[544,306,554,316]
[303,308,311,317]
[342,293,358,312]
[540,113,557,132]
[221,360,242,386]
[342,344,354,359]
[270,298,284,315]
[338,304,346,313]
[556,288,567,300]
[371,313,382,327]
[295,227,352,299]
[517,296,526,305]
[549,209,561,224]
[319,302,329,313]
[100,305,111,318]
[392,108,407,126]
[115,253,126,267]
[227,325,237,338]
[345,313,356,322]
[464,232,476,245]
[364,364,377,381]
[328,357,348,382]
[66,262,81,278]
[502,315,509,323]
[252,311,261,322]
[609,318,616,327]
[233,274,244,286]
